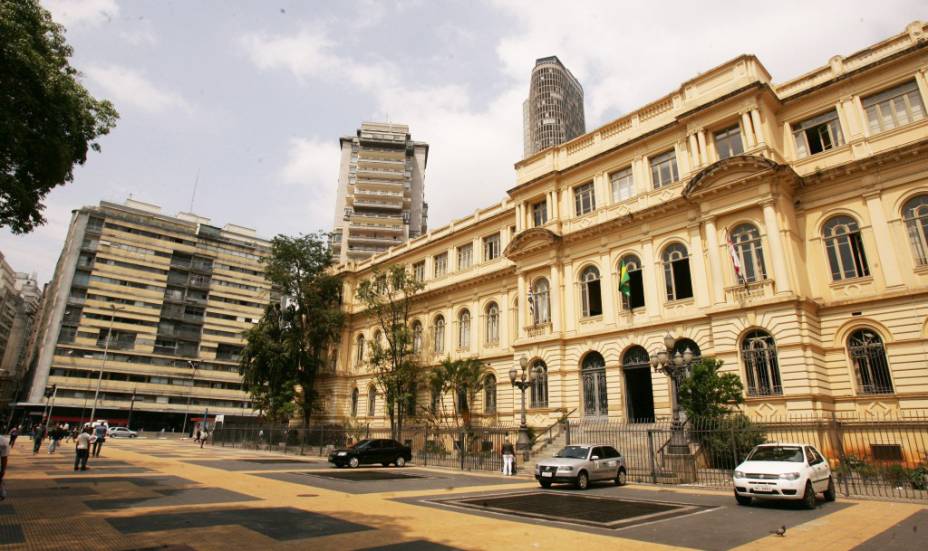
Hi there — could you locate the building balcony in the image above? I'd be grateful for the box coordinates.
[356,167,405,180]
[348,221,404,233]
[350,198,404,210]
[347,233,402,245]
[350,211,405,222]
[724,279,775,303]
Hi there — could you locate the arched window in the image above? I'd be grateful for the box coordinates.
[662,243,693,301]
[672,338,701,359]
[367,386,377,417]
[579,266,602,317]
[484,374,497,413]
[530,360,548,408]
[458,310,471,350]
[581,352,608,417]
[412,321,423,354]
[618,255,645,310]
[622,346,654,422]
[903,195,928,266]
[350,388,359,417]
[430,386,441,412]
[823,216,870,280]
[433,315,445,353]
[485,303,500,345]
[355,334,365,364]
[847,329,893,394]
[530,278,551,325]
[730,224,767,283]
[373,330,383,351]
[741,330,782,396]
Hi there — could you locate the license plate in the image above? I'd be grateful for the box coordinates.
[541,472,553,477]
[750,484,773,493]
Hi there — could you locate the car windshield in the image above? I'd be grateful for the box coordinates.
[747,446,804,462]
[554,446,589,459]
[350,439,372,449]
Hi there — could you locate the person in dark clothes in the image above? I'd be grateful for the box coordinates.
[7,426,17,448]
[32,424,46,455]
[502,437,515,476]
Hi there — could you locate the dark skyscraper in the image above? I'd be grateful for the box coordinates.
[523,56,586,157]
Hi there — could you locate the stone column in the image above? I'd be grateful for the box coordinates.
[549,264,562,332]
[564,263,576,332]
[696,130,709,166]
[865,191,903,287]
[688,224,710,307]
[703,217,725,304]
[516,273,526,340]
[762,200,792,293]
[688,134,700,169]
[641,239,660,316]
[750,110,765,146]
[741,112,755,148]
[599,252,615,321]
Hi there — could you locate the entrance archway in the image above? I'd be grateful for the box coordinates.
[581,351,608,418]
[622,346,654,423]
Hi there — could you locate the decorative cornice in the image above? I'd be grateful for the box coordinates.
[682,154,786,198]
[503,227,562,260]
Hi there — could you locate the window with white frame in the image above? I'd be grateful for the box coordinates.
[903,195,928,266]
[367,386,377,416]
[412,321,423,353]
[649,150,679,188]
[574,182,596,216]
[530,360,548,408]
[714,125,744,159]
[457,244,473,270]
[618,254,645,310]
[433,315,445,353]
[412,261,425,282]
[350,388,359,417]
[579,266,603,317]
[661,243,693,301]
[792,110,844,158]
[434,253,448,277]
[484,374,496,413]
[532,200,548,227]
[485,302,500,345]
[610,167,634,203]
[355,334,365,364]
[741,330,782,396]
[822,216,870,281]
[862,80,925,134]
[483,233,500,261]
[530,278,551,325]
[847,329,893,395]
[458,310,470,350]
[730,223,767,283]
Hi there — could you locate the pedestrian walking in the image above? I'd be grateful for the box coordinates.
[48,425,62,454]
[7,426,17,448]
[199,429,208,448]
[194,429,201,443]
[91,424,107,457]
[32,424,46,455]
[74,427,92,471]
[1,433,10,500]
[502,436,515,476]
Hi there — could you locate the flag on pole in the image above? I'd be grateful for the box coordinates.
[727,234,744,284]
[618,261,631,298]
[527,287,535,319]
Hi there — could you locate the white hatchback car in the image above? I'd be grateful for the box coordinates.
[733,443,836,508]
[107,426,138,438]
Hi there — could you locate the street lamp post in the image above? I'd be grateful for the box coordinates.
[650,333,695,455]
[89,304,124,424]
[509,356,543,454]
[181,360,200,436]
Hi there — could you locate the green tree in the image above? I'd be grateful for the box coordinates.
[1,0,118,233]
[240,233,344,428]
[677,357,744,420]
[355,264,424,438]
[428,357,491,431]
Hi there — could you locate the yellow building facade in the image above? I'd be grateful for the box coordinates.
[321,21,928,427]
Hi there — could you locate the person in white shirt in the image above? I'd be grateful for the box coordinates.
[74,428,92,471]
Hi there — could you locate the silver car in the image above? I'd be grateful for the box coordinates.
[535,444,627,490]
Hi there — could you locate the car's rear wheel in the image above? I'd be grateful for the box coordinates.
[349,457,360,469]
[396,456,406,467]
[575,471,589,490]
[824,476,836,502]
[615,468,627,486]
[539,480,552,489]
[802,481,816,509]
[735,492,752,506]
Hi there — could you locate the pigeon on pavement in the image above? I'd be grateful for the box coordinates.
[770,525,787,537]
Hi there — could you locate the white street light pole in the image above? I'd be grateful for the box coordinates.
[89,304,123,424]
[181,360,200,435]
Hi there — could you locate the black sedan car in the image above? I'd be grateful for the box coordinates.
[328,438,412,468]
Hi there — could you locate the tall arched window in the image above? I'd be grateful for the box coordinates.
[530,278,551,325]
[412,321,423,354]
[433,315,445,353]
[848,329,893,394]
[741,330,782,396]
[579,266,602,317]
[730,224,767,283]
[581,352,608,417]
[458,310,471,350]
[622,346,654,422]
[367,386,377,416]
[823,216,870,280]
[484,374,497,413]
[530,360,548,408]
[672,338,701,359]
[903,195,928,266]
[485,303,499,345]
[350,388,359,417]
[618,254,645,310]
[373,330,383,351]
[355,334,365,364]
[662,243,693,301]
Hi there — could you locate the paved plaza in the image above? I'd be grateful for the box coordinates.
[0,437,926,550]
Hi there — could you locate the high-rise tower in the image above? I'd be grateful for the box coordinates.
[523,56,586,157]
[331,122,428,263]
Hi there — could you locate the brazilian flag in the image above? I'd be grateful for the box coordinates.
[618,261,631,298]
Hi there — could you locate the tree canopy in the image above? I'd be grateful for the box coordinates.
[0,0,118,233]
[677,357,745,420]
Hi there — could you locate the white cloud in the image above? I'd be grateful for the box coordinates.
[43,0,119,28]
[118,27,158,46]
[84,65,191,114]
[280,138,341,229]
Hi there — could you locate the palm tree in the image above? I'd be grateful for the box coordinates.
[431,357,490,431]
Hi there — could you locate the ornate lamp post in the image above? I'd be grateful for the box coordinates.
[509,356,543,453]
[651,333,695,455]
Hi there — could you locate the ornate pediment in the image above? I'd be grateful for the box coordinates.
[503,227,561,260]
[682,155,784,198]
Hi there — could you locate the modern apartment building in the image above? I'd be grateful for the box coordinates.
[331,122,429,263]
[317,21,928,428]
[0,256,41,415]
[18,199,271,430]
[523,56,586,157]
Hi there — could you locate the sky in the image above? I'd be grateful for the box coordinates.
[1,0,923,284]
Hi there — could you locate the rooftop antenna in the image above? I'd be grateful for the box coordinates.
[189,168,200,213]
